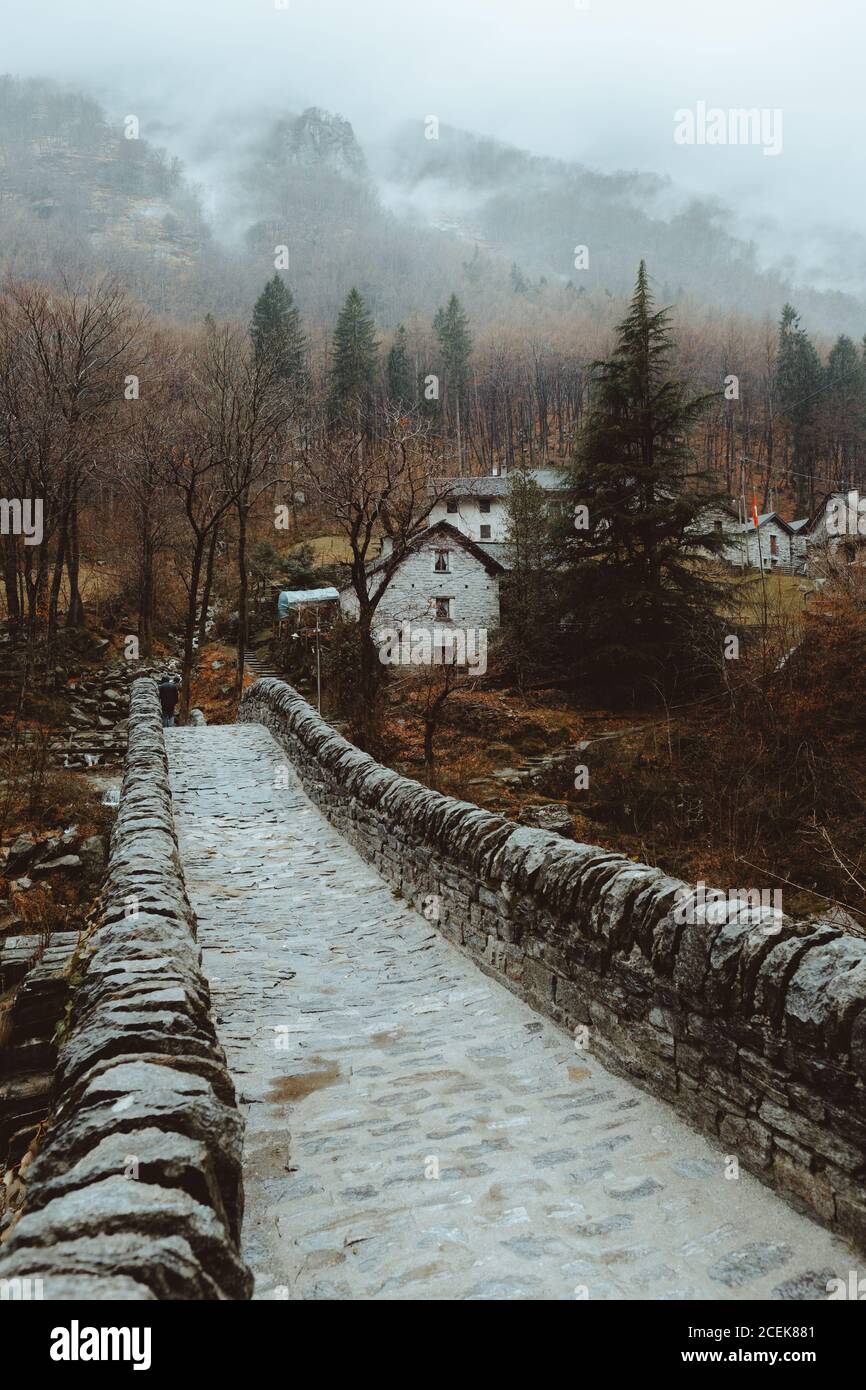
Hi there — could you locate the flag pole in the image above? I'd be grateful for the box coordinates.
[753,494,769,649]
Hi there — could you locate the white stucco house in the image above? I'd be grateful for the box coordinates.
[427,467,569,545]
[339,468,567,647]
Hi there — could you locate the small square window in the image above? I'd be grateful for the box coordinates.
[446,498,458,514]
[479,498,491,513]
[480,524,491,540]
[434,550,449,573]
[435,597,451,621]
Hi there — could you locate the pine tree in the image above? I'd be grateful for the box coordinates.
[775,304,823,509]
[386,325,412,409]
[329,287,379,415]
[559,261,726,703]
[433,293,472,400]
[823,335,864,484]
[501,461,558,690]
[250,274,306,383]
[433,293,472,461]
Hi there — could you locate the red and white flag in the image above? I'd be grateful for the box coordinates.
[751,495,760,528]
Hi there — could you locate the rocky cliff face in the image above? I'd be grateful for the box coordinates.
[0,77,208,290]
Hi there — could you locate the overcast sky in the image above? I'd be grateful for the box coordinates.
[4,0,863,278]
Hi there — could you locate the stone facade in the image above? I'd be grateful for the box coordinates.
[340,523,503,636]
[741,515,799,573]
[240,677,866,1250]
[0,678,252,1300]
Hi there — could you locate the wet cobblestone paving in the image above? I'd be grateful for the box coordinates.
[167,724,857,1301]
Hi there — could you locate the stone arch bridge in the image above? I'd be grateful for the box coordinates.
[1,676,865,1301]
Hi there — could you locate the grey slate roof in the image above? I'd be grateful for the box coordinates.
[351,520,509,585]
[475,541,514,571]
[732,511,796,534]
[434,467,568,498]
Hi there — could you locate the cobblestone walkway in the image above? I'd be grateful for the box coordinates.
[166,724,856,1301]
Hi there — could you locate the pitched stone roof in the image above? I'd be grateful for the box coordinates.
[433,467,568,498]
[348,520,509,588]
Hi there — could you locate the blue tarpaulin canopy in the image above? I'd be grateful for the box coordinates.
[277,587,340,620]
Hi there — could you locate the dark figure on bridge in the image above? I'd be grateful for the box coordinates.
[158,676,180,728]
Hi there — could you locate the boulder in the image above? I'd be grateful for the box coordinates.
[5,834,37,875]
[31,855,83,879]
[518,803,574,837]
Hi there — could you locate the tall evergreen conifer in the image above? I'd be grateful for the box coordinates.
[433,293,472,400]
[386,324,412,409]
[330,287,379,416]
[560,261,726,702]
[250,274,306,384]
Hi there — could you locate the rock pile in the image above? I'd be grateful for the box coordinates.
[53,664,136,770]
[51,659,186,769]
[518,803,574,837]
[3,828,105,892]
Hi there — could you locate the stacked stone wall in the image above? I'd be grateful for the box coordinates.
[0,678,252,1300]
[240,676,866,1249]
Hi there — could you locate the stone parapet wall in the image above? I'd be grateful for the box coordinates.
[0,678,252,1301]
[240,677,866,1250]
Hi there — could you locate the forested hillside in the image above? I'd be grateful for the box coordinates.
[0,77,212,311]
[4,75,866,340]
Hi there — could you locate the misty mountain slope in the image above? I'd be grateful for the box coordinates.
[2,77,866,343]
[378,120,866,338]
[0,76,210,301]
[215,107,782,329]
[216,104,518,327]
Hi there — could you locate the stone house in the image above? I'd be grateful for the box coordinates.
[339,520,507,639]
[339,467,566,644]
[804,492,866,574]
[705,507,809,575]
[739,512,802,573]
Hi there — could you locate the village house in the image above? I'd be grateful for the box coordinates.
[803,492,866,574]
[427,467,569,545]
[699,504,810,575]
[720,492,866,578]
[339,468,566,646]
[339,469,849,649]
[339,520,507,639]
[710,493,866,577]
[737,511,804,573]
